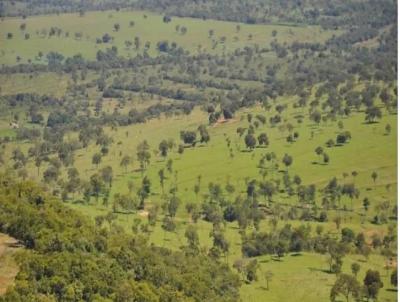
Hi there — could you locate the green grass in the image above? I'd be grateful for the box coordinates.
[60,102,396,210]
[239,252,396,302]
[5,92,396,217]
[0,9,338,65]
[0,73,69,97]
[47,99,396,300]
[2,95,397,301]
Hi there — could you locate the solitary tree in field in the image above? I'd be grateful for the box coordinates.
[385,124,391,135]
[237,127,246,137]
[127,180,135,194]
[159,140,169,159]
[282,154,293,171]
[138,176,151,209]
[333,216,342,230]
[391,269,397,288]
[100,166,113,187]
[315,146,324,161]
[180,131,197,146]
[137,140,151,172]
[330,274,360,302]
[351,263,360,277]
[363,270,383,301]
[259,181,275,204]
[245,259,259,282]
[92,153,102,169]
[365,106,382,123]
[185,225,200,254]
[257,133,269,147]
[134,36,140,50]
[158,169,165,193]
[166,159,173,174]
[363,198,370,212]
[351,171,358,181]
[120,155,132,172]
[163,15,172,23]
[310,110,322,124]
[90,173,105,202]
[124,40,132,49]
[161,215,176,245]
[326,139,335,148]
[198,125,210,144]
[167,195,180,218]
[264,271,273,290]
[323,152,330,164]
[244,133,257,150]
[371,171,378,183]
[210,230,230,260]
[35,156,42,176]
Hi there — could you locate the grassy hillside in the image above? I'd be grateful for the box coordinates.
[0,3,396,302]
[2,93,396,301]
[0,9,337,65]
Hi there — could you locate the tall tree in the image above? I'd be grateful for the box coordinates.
[92,153,102,169]
[363,270,383,301]
[244,133,257,150]
[282,154,293,170]
[330,274,360,302]
[137,140,151,173]
[120,155,132,173]
[158,140,169,159]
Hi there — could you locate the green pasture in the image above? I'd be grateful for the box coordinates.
[1,95,397,301]
[0,9,338,65]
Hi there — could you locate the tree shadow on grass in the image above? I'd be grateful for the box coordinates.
[386,288,397,292]
[311,161,328,166]
[290,253,302,257]
[308,267,332,274]
[259,259,271,264]
[257,286,269,291]
[72,199,87,205]
[113,210,135,215]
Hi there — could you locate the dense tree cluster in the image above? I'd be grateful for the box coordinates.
[0,175,240,301]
